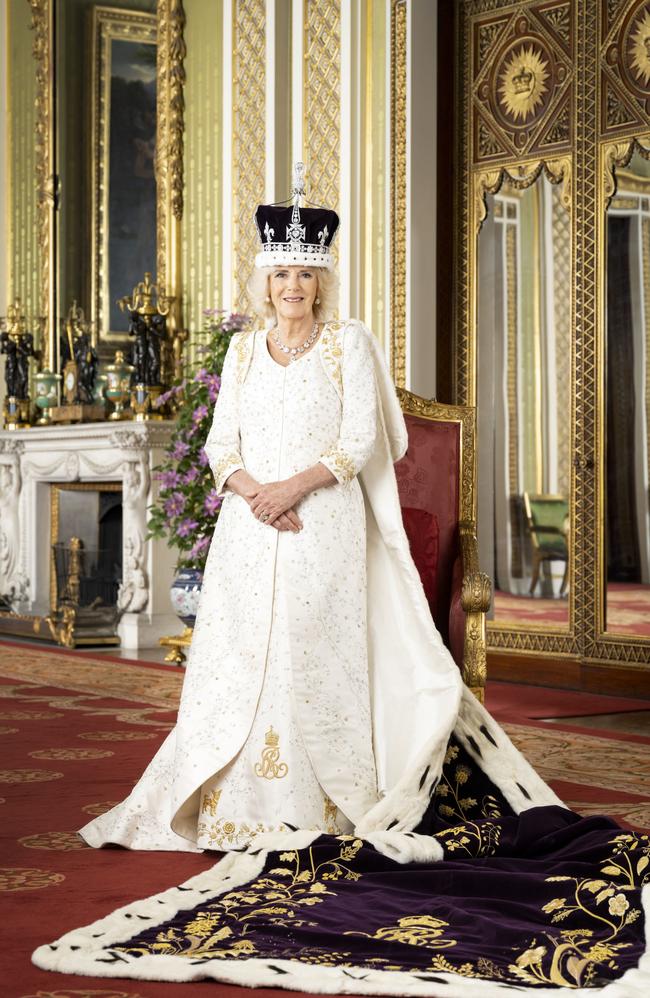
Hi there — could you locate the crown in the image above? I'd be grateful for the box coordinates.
[254,162,339,270]
[264,726,280,747]
[512,64,534,95]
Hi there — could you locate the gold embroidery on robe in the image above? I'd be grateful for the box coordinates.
[319,323,344,395]
[211,450,243,486]
[320,445,356,484]
[254,725,288,780]
[196,817,285,850]
[323,795,339,833]
[201,789,222,816]
[233,330,253,381]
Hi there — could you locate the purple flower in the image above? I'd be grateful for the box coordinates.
[198,447,210,467]
[164,491,186,517]
[177,518,199,538]
[204,489,222,516]
[189,535,210,561]
[192,404,209,424]
[183,467,199,484]
[156,469,181,489]
[171,439,190,461]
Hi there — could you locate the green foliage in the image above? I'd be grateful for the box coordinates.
[147,310,250,570]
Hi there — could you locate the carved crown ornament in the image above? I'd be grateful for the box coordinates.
[601,1,650,136]
[470,3,574,166]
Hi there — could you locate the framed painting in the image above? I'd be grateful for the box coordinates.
[89,6,158,354]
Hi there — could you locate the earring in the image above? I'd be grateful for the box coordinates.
[265,296,271,303]
[315,297,320,305]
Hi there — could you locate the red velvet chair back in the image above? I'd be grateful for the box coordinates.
[394,412,462,655]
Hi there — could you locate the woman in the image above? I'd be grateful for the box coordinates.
[79,187,555,855]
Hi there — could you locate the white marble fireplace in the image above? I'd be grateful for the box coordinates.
[0,421,179,649]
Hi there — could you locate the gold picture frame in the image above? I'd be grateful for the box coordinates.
[88,6,158,354]
[29,0,186,374]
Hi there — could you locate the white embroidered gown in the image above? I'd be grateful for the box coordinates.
[80,322,383,852]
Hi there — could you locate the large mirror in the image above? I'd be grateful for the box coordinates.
[476,169,573,633]
[56,0,157,365]
[605,145,650,639]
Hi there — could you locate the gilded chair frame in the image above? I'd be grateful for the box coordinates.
[397,388,492,701]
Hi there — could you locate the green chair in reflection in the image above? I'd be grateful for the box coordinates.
[523,493,570,597]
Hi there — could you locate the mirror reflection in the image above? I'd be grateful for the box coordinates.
[605,148,650,638]
[477,172,572,630]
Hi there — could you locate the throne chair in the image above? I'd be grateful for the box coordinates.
[394,390,492,702]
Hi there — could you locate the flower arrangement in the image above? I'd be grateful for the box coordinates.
[147,310,250,571]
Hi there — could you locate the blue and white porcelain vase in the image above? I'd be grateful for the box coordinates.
[170,568,204,627]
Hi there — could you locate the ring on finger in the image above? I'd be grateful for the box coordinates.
[260,511,269,522]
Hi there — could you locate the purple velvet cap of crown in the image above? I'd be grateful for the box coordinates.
[254,204,340,269]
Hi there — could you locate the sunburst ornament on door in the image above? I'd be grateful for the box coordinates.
[629,8,650,88]
[497,44,550,123]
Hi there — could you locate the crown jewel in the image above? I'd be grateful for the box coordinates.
[254,162,339,270]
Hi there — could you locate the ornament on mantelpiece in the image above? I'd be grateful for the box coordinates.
[48,302,105,424]
[105,350,135,421]
[0,298,39,430]
[117,272,174,422]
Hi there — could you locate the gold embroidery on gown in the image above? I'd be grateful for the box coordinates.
[254,726,289,780]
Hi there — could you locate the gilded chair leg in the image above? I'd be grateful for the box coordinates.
[529,553,541,595]
[560,559,569,597]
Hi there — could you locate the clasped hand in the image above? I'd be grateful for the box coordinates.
[248,479,304,532]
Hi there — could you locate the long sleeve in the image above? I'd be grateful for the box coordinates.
[318,324,378,484]
[204,335,246,496]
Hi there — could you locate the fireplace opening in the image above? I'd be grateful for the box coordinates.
[51,483,123,612]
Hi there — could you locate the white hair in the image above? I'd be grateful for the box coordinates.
[247,265,340,326]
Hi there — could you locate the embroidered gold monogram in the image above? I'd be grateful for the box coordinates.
[254,726,288,780]
[201,789,222,816]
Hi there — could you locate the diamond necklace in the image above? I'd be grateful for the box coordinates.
[271,322,319,361]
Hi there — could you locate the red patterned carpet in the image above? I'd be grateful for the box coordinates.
[494,582,650,635]
[2,639,650,997]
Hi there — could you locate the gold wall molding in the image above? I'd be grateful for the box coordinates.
[28,0,54,369]
[390,0,407,386]
[468,0,574,168]
[602,134,650,208]
[8,2,40,360]
[231,0,266,310]
[600,1,650,138]
[304,0,341,221]
[156,0,187,347]
[474,156,571,234]
[180,0,223,354]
